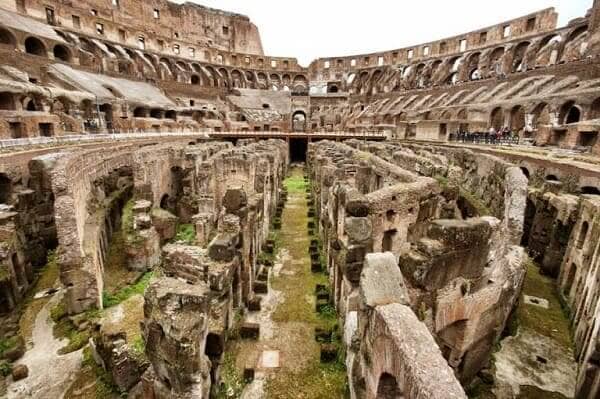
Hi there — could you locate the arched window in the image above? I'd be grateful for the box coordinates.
[24,37,47,56]
[191,75,200,85]
[0,29,16,47]
[53,44,71,62]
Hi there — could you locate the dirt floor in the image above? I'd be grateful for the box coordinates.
[471,259,577,399]
[223,166,347,399]
[7,292,84,399]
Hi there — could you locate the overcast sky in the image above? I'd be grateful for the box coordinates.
[181,0,591,66]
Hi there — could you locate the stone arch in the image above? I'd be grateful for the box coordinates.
[293,74,308,93]
[230,69,244,88]
[204,66,220,87]
[531,102,551,127]
[510,105,525,132]
[567,25,588,43]
[466,52,481,80]
[488,47,505,75]
[292,110,307,132]
[490,107,504,130]
[256,72,268,89]
[24,36,47,57]
[559,101,581,124]
[22,96,39,111]
[512,41,530,72]
[0,28,16,48]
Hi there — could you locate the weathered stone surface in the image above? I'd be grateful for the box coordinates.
[360,252,409,308]
[142,277,212,397]
[150,208,178,243]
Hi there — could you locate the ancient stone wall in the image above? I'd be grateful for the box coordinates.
[308,139,527,391]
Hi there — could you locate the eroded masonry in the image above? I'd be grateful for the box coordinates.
[0,0,599,398]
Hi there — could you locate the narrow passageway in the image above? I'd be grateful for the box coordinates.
[224,165,347,399]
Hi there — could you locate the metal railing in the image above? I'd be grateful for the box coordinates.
[0,132,209,149]
[0,130,388,150]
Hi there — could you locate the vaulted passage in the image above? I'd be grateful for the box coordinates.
[289,138,308,163]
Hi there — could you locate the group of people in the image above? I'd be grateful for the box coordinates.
[450,126,520,145]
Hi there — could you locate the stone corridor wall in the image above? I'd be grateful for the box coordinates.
[308,139,528,395]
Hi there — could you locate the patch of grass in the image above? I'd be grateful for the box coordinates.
[19,250,60,342]
[174,223,196,245]
[284,175,307,194]
[265,361,348,399]
[50,301,67,323]
[460,189,491,216]
[130,335,147,363]
[517,258,573,348]
[53,312,90,355]
[122,199,135,236]
[215,350,248,399]
[0,336,19,358]
[0,361,12,377]
[102,271,153,309]
[81,346,123,398]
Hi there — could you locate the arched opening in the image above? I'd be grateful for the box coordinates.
[99,103,113,130]
[382,229,397,252]
[0,174,11,204]
[0,29,16,48]
[532,102,551,128]
[510,105,525,133]
[53,44,71,62]
[191,75,200,85]
[205,333,223,358]
[560,101,581,124]
[490,107,504,131]
[376,372,403,399]
[292,110,306,132]
[165,110,177,120]
[581,186,600,195]
[546,174,560,182]
[160,194,170,210]
[512,42,530,72]
[520,167,530,179]
[23,98,38,111]
[489,47,505,75]
[24,37,47,57]
[577,222,589,249]
[328,85,339,93]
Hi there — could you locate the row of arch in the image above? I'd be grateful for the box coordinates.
[345,23,589,95]
[0,23,310,94]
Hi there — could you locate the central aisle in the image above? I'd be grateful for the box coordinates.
[224,166,347,399]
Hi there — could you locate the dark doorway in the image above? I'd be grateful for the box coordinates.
[289,138,307,163]
[39,123,53,137]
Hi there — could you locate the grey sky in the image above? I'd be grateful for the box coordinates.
[181,0,591,66]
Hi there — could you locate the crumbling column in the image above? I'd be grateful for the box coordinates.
[142,278,212,398]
